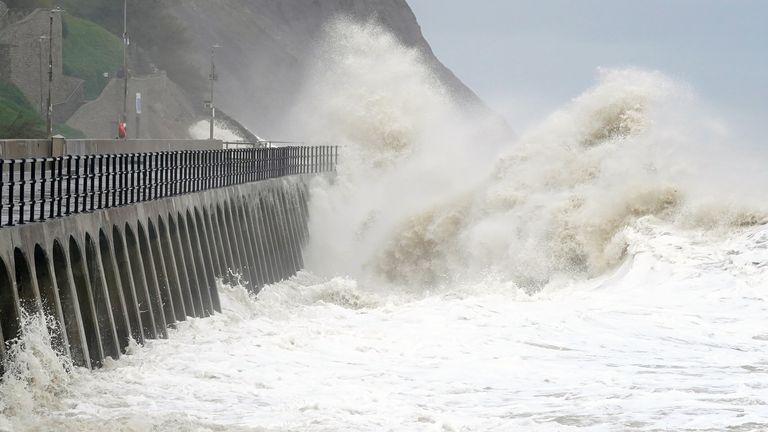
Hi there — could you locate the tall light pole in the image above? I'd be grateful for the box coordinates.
[209,44,220,141]
[38,35,47,116]
[122,0,128,128]
[46,8,62,139]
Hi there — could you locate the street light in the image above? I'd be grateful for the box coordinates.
[122,0,128,128]
[209,44,221,141]
[38,35,48,115]
[46,7,63,139]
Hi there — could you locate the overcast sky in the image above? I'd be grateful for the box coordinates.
[409,1,767,134]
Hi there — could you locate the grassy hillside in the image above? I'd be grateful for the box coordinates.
[63,15,123,100]
[0,81,46,139]
[0,81,85,139]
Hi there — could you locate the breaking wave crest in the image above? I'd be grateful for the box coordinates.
[0,311,72,429]
[297,21,768,290]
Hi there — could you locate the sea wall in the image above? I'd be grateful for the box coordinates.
[0,138,223,159]
[0,175,312,370]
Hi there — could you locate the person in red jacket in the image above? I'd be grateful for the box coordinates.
[118,121,127,139]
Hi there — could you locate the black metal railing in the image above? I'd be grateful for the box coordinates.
[0,146,338,228]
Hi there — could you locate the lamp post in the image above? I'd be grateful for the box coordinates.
[209,44,221,141]
[38,35,47,115]
[46,7,62,139]
[122,0,128,127]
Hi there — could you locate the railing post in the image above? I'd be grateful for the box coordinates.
[7,160,15,226]
[38,158,46,222]
[0,162,4,226]
[55,157,63,217]
[65,155,73,216]
[87,155,94,212]
[97,155,104,210]
[17,160,25,225]
[28,159,37,223]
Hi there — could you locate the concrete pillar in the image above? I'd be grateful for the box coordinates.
[265,193,291,280]
[214,205,237,282]
[52,241,90,368]
[177,214,207,317]
[168,215,198,318]
[33,244,71,358]
[68,237,104,368]
[157,217,187,322]
[136,223,169,338]
[238,196,268,289]
[231,199,259,288]
[112,226,146,344]
[185,212,214,315]
[147,221,178,328]
[194,209,221,313]
[98,231,133,353]
[84,235,121,361]
[223,200,246,281]
[278,187,303,273]
[124,225,159,340]
[204,206,228,281]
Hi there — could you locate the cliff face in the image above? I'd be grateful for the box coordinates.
[169,0,486,138]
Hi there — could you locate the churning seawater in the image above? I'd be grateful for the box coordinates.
[2,219,768,431]
[3,18,768,432]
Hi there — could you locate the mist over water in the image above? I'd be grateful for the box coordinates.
[2,18,768,432]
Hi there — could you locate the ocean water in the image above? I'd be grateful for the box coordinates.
[2,219,768,431]
[3,18,768,432]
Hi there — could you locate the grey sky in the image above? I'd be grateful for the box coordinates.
[409,1,767,134]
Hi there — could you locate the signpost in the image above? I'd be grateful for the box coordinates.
[135,92,141,138]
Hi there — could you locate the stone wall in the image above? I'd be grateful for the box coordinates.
[0,175,312,369]
[0,2,8,29]
[0,138,224,158]
[0,9,83,121]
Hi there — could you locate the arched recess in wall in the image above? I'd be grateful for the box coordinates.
[259,194,285,282]
[85,234,119,361]
[167,214,196,318]
[0,256,19,347]
[248,195,277,285]
[202,206,224,280]
[124,223,158,340]
[147,219,175,328]
[194,209,220,312]
[185,211,213,315]
[214,203,234,279]
[34,245,67,356]
[176,213,206,317]
[99,229,131,352]
[112,225,144,344]
[156,216,186,322]
[241,196,270,290]
[231,198,259,290]
[52,240,87,367]
[69,236,104,368]
[14,248,39,315]
[225,198,249,283]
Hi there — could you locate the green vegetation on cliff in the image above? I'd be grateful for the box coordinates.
[61,0,206,94]
[62,15,123,100]
[0,81,85,139]
[0,81,46,139]
[3,0,53,7]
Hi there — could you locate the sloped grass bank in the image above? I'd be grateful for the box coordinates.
[0,81,85,139]
[63,15,123,100]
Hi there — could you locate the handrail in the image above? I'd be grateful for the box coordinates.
[0,145,338,228]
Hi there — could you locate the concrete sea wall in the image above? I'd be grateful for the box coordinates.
[0,175,313,370]
[0,138,222,159]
